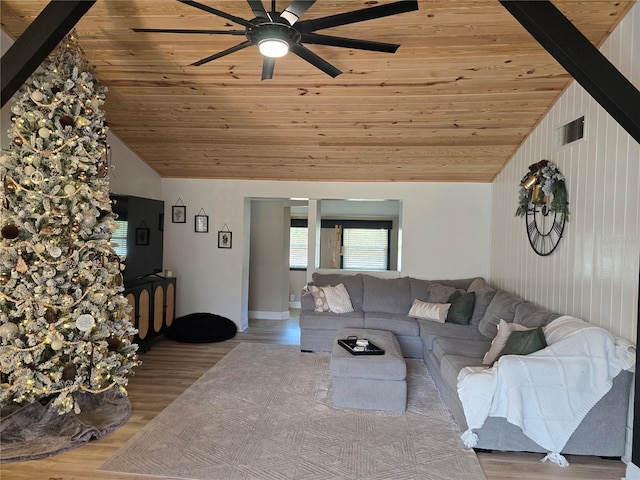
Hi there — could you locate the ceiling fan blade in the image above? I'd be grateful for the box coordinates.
[133,28,245,35]
[178,0,254,28]
[262,57,276,80]
[190,40,253,66]
[289,43,341,77]
[279,0,317,26]
[297,0,418,33]
[246,0,269,19]
[301,33,399,53]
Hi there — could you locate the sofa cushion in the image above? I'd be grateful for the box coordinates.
[362,275,412,314]
[482,319,533,365]
[409,277,431,302]
[497,327,547,360]
[299,310,364,330]
[477,290,524,339]
[418,319,488,349]
[429,278,478,290]
[467,278,498,327]
[514,301,560,328]
[432,337,491,363]
[446,291,476,325]
[440,354,485,394]
[364,312,420,336]
[427,283,458,303]
[312,272,364,311]
[408,299,450,322]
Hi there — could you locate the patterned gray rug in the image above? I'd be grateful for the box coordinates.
[100,343,486,480]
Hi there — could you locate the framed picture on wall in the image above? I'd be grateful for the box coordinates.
[135,227,150,245]
[195,214,209,233]
[172,205,186,223]
[218,230,232,249]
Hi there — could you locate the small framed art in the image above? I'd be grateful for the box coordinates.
[195,214,209,233]
[135,227,150,245]
[172,205,186,223]
[218,230,232,249]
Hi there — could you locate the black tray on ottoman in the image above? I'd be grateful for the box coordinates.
[337,336,385,355]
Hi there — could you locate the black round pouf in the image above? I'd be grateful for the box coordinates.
[165,313,237,343]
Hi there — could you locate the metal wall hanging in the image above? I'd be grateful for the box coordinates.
[516,160,569,256]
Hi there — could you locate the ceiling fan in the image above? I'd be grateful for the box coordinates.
[133,0,419,79]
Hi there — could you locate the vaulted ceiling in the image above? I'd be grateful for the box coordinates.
[0,1,634,182]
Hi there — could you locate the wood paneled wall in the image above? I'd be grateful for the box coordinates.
[490,2,639,343]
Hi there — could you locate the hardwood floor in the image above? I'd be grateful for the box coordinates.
[1,314,627,480]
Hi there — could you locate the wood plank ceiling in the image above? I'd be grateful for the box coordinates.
[0,1,634,182]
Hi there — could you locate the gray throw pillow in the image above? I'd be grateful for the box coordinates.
[497,327,547,362]
[428,283,458,303]
[445,291,476,325]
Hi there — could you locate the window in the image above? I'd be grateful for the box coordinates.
[342,227,389,270]
[112,220,128,259]
[289,219,307,269]
[322,219,392,271]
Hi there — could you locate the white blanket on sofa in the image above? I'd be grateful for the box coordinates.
[457,316,635,466]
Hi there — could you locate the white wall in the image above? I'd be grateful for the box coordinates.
[248,200,290,319]
[161,179,492,330]
[107,131,162,199]
[490,1,640,344]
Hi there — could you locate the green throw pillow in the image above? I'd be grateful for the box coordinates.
[445,291,476,325]
[497,327,547,362]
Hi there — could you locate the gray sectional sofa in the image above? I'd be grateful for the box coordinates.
[300,272,633,457]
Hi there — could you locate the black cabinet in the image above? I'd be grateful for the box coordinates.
[124,276,176,351]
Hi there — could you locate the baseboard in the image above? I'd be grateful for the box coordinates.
[625,461,640,480]
[248,310,289,320]
[289,301,301,309]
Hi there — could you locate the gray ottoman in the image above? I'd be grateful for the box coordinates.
[330,328,407,412]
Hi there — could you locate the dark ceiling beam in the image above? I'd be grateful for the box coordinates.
[1,0,96,107]
[500,0,640,145]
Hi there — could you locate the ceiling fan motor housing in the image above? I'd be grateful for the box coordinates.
[248,21,302,47]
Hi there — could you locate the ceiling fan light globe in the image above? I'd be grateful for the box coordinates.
[258,39,289,58]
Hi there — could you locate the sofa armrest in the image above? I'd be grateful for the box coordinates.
[301,292,315,311]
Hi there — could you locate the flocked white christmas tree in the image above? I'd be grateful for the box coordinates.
[0,32,139,414]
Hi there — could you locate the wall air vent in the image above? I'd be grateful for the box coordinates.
[556,115,585,147]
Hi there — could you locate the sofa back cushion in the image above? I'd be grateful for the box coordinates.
[467,277,497,327]
[477,290,524,339]
[312,273,364,311]
[513,301,560,328]
[362,275,412,314]
[409,278,431,302]
[428,277,478,290]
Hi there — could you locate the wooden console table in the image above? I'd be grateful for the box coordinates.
[123,276,176,351]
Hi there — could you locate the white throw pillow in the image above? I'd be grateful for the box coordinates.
[408,299,450,323]
[322,283,354,314]
[482,319,532,365]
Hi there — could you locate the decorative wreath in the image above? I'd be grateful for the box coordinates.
[515,160,569,217]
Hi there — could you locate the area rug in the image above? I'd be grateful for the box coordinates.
[100,343,486,480]
[0,389,131,463]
